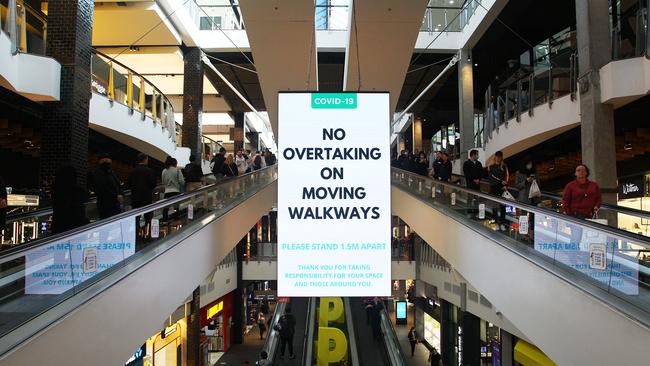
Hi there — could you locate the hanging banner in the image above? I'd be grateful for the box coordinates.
[278,92,391,296]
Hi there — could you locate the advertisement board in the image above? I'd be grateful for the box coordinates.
[277,92,391,296]
[25,216,136,294]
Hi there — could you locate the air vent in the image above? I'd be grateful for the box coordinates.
[444,282,452,292]
[468,291,479,302]
[452,285,462,295]
[480,295,492,308]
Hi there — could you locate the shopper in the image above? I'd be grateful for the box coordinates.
[252,151,265,170]
[432,151,443,179]
[91,153,123,219]
[211,147,227,179]
[488,151,510,231]
[437,152,453,182]
[463,149,483,190]
[562,164,602,219]
[416,152,428,176]
[370,297,384,340]
[184,155,204,191]
[245,149,253,173]
[276,307,296,359]
[516,158,540,205]
[257,312,267,340]
[265,150,277,166]
[161,156,184,221]
[407,326,418,357]
[256,351,271,366]
[52,165,89,234]
[128,153,157,232]
[428,348,441,366]
[235,149,248,175]
[221,154,239,177]
[0,175,7,231]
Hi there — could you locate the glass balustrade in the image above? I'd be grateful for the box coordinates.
[392,168,650,317]
[316,2,349,31]
[0,166,277,341]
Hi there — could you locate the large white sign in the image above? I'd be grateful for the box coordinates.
[278,92,391,296]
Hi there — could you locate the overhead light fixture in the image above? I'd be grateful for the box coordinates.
[449,0,455,3]
[437,24,442,27]
[624,142,633,150]
[434,28,439,31]
[474,63,478,67]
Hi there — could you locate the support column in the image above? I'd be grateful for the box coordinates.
[40,0,93,192]
[413,117,423,153]
[182,47,204,159]
[186,287,201,366]
[575,0,618,204]
[458,48,475,154]
[232,239,245,344]
[440,299,457,366]
[461,312,481,366]
[232,112,245,152]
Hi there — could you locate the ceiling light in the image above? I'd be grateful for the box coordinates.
[449,0,454,4]
[434,28,439,31]
[624,142,633,150]
[437,24,441,27]
[474,63,478,66]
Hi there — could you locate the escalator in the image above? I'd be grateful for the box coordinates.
[260,297,311,365]
[392,167,650,365]
[348,298,391,366]
[0,166,277,366]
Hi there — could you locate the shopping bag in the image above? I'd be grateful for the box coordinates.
[502,190,515,201]
[528,180,541,198]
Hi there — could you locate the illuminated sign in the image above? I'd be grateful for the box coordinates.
[278,92,391,296]
[163,324,178,338]
[207,301,224,319]
[396,301,407,325]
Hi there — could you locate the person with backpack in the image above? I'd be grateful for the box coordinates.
[275,307,296,359]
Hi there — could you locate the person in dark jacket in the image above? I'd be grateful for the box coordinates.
[221,154,239,177]
[211,147,226,179]
[488,150,510,231]
[277,307,296,359]
[92,153,122,219]
[184,155,204,191]
[463,149,483,217]
[436,152,452,182]
[52,165,89,234]
[0,175,7,232]
[128,153,157,232]
[432,151,443,179]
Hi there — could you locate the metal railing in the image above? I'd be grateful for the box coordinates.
[393,167,650,324]
[483,45,578,143]
[0,0,46,55]
[379,308,408,366]
[316,3,349,31]
[611,0,649,60]
[90,50,176,141]
[0,165,277,353]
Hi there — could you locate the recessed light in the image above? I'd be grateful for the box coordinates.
[437,24,441,27]
[474,63,478,66]
[434,28,439,31]
[449,0,454,3]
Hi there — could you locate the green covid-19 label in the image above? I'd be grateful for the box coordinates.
[311,93,357,109]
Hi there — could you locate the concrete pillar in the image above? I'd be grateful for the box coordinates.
[232,239,246,344]
[413,117,423,153]
[440,299,457,366]
[186,286,201,366]
[40,0,93,193]
[458,48,475,154]
[232,112,245,152]
[461,312,481,366]
[575,0,618,204]
[182,47,204,159]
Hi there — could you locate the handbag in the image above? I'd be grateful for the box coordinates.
[528,180,541,198]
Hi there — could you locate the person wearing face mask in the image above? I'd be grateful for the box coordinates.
[562,164,602,219]
[91,153,123,219]
[516,158,540,205]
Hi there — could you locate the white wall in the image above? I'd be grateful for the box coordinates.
[600,56,650,108]
[483,94,581,160]
[200,262,238,308]
[392,186,650,366]
[0,32,60,101]
[0,182,277,366]
[89,93,190,165]
[242,261,277,281]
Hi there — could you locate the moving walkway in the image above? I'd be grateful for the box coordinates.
[0,166,277,365]
[392,167,650,365]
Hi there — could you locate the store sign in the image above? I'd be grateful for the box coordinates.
[207,301,224,319]
[124,344,146,366]
[25,216,136,294]
[618,176,645,199]
[396,301,407,324]
[277,92,391,296]
[163,324,178,338]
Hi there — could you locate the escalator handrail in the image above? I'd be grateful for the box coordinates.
[262,300,286,362]
[450,173,650,221]
[0,165,277,262]
[394,168,650,249]
[379,308,408,366]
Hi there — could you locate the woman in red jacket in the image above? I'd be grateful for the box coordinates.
[562,164,602,219]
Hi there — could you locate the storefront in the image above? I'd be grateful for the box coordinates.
[617,174,650,236]
[200,292,234,356]
[423,312,441,350]
[128,318,187,366]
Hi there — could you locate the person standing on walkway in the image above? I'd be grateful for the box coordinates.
[277,307,296,359]
[52,164,89,234]
[257,312,267,340]
[562,164,602,219]
[235,149,248,175]
[211,147,226,180]
[408,326,418,357]
[371,297,384,341]
[91,153,123,219]
[0,175,7,232]
[161,157,184,221]
[128,153,157,233]
[221,154,239,177]
[488,150,510,231]
[463,149,483,218]
[428,347,441,366]
[184,155,204,191]
[437,152,453,182]
[256,351,270,366]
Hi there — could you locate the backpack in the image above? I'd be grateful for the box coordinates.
[254,155,262,169]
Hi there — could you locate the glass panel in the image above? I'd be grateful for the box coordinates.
[91,54,110,96]
[0,166,278,338]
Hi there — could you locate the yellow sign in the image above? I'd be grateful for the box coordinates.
[207,301,224,319]
[317,327,348,366]
[163,324,178,338]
